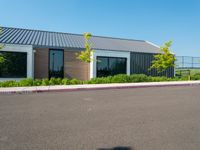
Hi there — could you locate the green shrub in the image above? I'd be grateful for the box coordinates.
[0,73,197,88]
[19,78,34,86]
[101,76,112,83]
[0,80,18,87]
[56,78,62,85]
[88,76,112,84]
[87,78,104,84]
[149,76,171,82]
[62,78,71,85]
[110,74,130,83]
[191,73,200,80]
[42,79,49,86]
[33,79,42,86]
[49,78,62,85]
[82,80,89,84]
[177,76,190,81]
[129,74,149,82]
[70,79,82,85]
[171,77,181,81]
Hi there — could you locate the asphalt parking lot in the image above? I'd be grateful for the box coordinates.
[0,85,200,150]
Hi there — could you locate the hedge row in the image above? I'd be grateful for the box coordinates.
[0,73,199,87]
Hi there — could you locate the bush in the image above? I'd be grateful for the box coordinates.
[101,76,112,83]
[179,76,189,81]
[42,79,49,86]
[87,78,104,84]
[149,76,171,82]
[62,78,70,85]
[0,73,197,88]
[129,74,149,82]
[88,76,112,84]
[70,79,82,85]
[19,78,34,86]
[191,73,200,80]
[110,74,130,83]
[33,79,42,86]
[49,78,62,85]
[0,80,18,87]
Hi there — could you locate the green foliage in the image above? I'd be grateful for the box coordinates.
[88,74,175,84]
[62,78,71,85]
[150,41,176,73]
[41,79,50,86]
[70,79,82,84]
[191,73,200,80]
[1,73,200,88]
[0,56,5,63]
[148,76,171,82]
[76,32,94,63]
[0,80,18,87]
[33,79,42,86]
[87,76,112,84]
[110,74,130,83]
[19,78,34,86]
[176,69,200,76]
[49,78,62,85]
[129,74,149,82]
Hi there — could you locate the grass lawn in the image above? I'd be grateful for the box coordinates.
[176,69,200,76]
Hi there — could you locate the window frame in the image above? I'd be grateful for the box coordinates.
[0,51,27,78]
[96,56,127,77]
[48,49,64,79]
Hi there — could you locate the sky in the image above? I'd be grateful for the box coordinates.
[0,0,200,56]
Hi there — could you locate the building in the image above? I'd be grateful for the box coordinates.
[0,27,174,81]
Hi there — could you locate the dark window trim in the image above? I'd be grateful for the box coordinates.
[48,49,64,79]
[96,56,127,77]
[97,56,127,59]
[0,51,27,54]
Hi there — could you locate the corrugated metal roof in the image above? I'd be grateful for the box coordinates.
[0,27,160,53]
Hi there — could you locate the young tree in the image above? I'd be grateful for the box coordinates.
[149,41,176,73]
[0,28,5,63]
[76,32,94,63]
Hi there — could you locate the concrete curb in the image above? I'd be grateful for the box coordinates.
[0,81,200,95]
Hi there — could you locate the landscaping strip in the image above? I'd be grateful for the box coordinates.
[0,81,200,94]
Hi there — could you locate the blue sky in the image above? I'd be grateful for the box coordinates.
[0,0,200,56]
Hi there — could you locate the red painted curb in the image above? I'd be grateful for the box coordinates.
[0,83,199,95]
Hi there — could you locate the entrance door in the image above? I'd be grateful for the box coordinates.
[49,49,64,78]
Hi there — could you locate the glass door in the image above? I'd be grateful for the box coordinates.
[49,49,64,78]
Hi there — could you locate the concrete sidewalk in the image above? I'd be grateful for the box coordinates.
[0,80,200,94]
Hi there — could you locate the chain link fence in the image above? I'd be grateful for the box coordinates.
[175,56,200,69]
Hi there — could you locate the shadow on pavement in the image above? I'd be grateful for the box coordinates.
[98,146,133,150]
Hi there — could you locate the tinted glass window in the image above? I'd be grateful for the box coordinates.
[97,57,110,77]
[0,51,27,78]
[109,57,127,75]
[97,56,127,77]
[49,49,64,78]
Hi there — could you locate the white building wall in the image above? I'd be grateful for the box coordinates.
[0,44,34,81]
[90,50,130,78]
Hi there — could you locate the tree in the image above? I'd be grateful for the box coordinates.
[0,28,5,63]
[149,41,176,73]
[76,32,94,63]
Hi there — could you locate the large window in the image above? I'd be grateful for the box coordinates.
[0,51,27,78]
[49,49,64,78]
[97,56,127,77]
